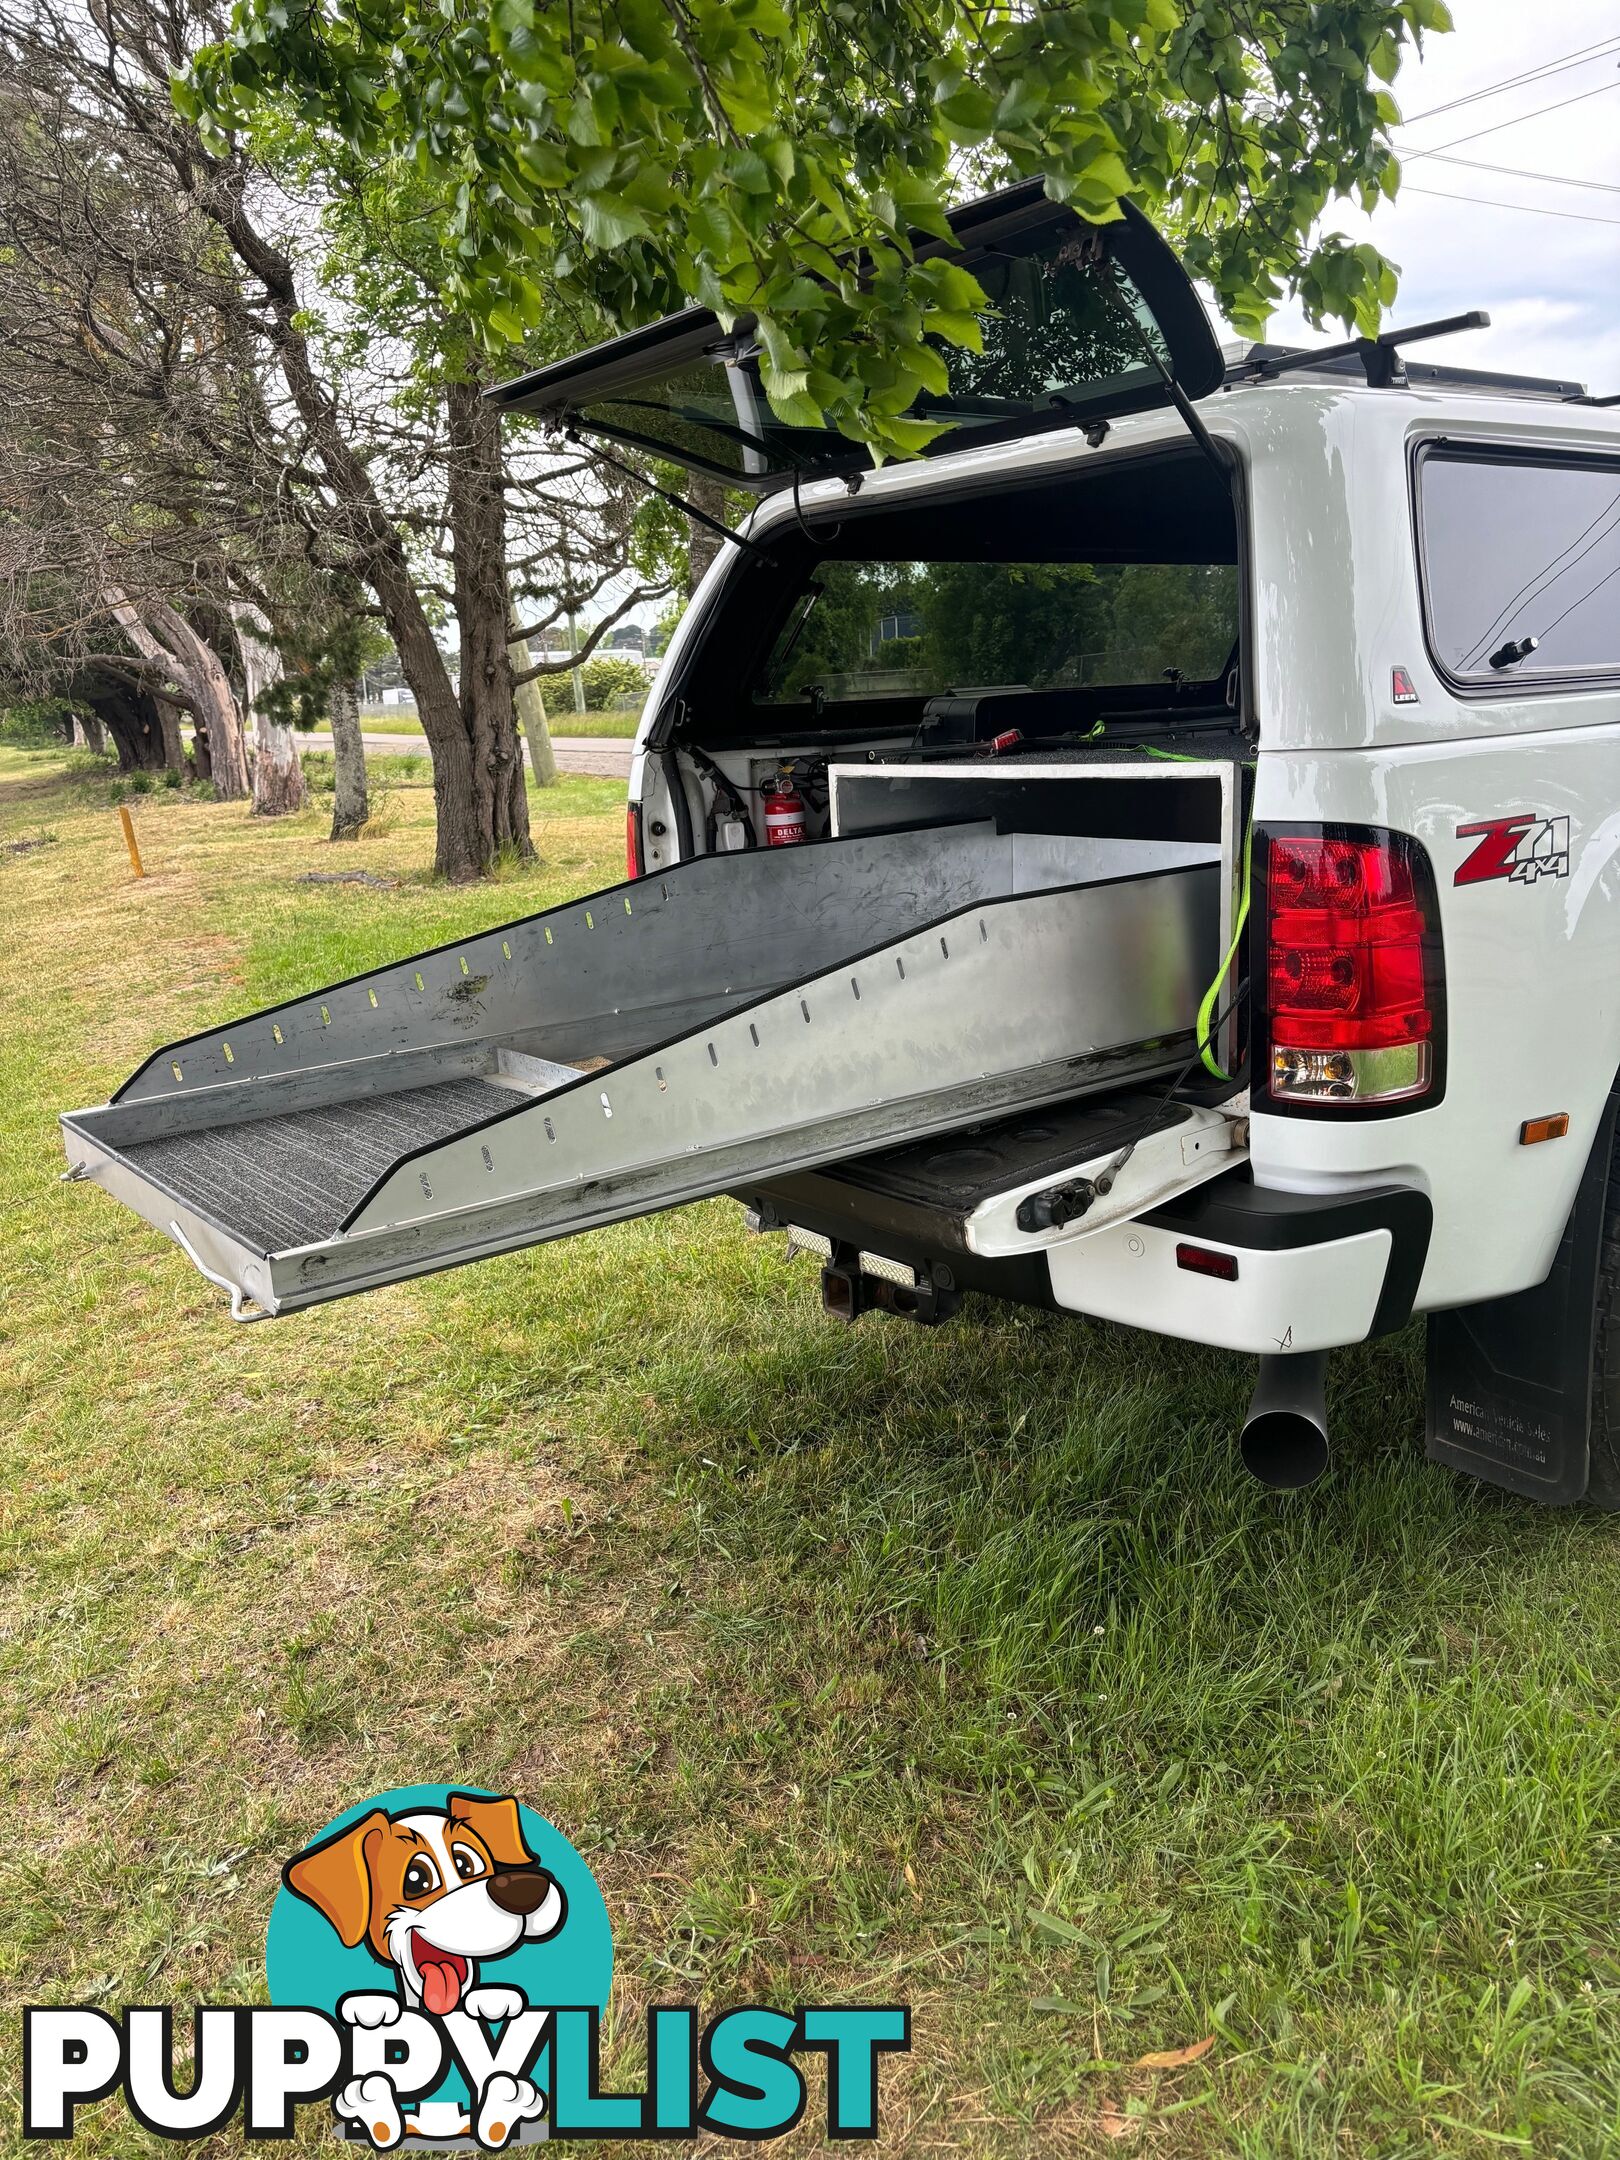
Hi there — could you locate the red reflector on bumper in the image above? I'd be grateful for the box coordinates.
[1176,1242,1238,1281]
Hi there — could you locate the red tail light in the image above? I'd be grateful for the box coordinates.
[625,801,644,881]
[1258,827,1443,1110]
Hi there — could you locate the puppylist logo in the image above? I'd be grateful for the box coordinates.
[23,1784,910,2147]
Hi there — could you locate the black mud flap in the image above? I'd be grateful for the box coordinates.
[1426,1090,1619,1503]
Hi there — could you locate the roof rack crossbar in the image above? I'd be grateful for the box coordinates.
[1240,310,1491,388]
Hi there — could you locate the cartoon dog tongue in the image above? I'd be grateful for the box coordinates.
[415,1945,467,2015]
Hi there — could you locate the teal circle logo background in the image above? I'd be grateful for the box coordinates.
[266,1784,613,2021]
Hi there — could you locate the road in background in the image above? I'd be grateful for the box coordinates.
[300,730,632,780]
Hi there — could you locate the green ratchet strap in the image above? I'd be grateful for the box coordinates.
[1124,747,1255,1081]
[1197,814,1253,1080]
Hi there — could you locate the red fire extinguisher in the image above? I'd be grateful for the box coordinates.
[763,769,806,847]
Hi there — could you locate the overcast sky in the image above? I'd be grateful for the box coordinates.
[1257,0,1620,392]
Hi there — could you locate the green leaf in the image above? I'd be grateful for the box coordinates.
[995,79,1044,129]
[913,258,983,312]
[688,197,738,258]
[514,139,570,187]
[729,148,774,195]
[765,385,826,428]
[565,94,603,146]
[923,307,983,352]
[763,274,828,312]
[935,84,996,141]
[577,193,650,247]
[873,413,949,456]
[754,131,795,185]
[907,341,950,397]
[1077,149,1133,199]
[1031,1910,1092,1946]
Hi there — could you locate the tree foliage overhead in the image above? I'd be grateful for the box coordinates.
[189,0,1449,460]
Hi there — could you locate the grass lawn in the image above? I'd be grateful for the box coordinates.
[358,707,642,739]
[4,742,1620,2157]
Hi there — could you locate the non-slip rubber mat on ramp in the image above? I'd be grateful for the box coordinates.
[116,1078,515,1253]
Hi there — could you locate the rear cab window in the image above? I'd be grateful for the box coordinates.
[661,443,1248,753]
[758,559,1239,706]
[1416,444,1620,689]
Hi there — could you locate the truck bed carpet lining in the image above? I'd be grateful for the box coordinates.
[114,1077,517,1253]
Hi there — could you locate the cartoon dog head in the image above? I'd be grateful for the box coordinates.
[284,1792,566,2015]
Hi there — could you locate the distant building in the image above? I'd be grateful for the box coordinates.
[873,610,923,650]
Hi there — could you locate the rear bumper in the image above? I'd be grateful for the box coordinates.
[747,1162,1432,1356]
[1046,1174,1433,1352]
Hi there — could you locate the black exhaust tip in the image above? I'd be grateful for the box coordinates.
[1240,1350,1330,1490]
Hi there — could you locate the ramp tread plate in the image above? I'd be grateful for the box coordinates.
[113,1078,516,1254]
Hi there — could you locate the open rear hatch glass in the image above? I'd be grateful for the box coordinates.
[488,184,1222,493]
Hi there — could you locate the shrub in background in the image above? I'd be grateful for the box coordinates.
[0,698,72,748]
[579,656,650,712]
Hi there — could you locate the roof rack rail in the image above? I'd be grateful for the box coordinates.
[1228,313,1588,402]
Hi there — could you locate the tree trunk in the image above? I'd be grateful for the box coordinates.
[88,682,165,770]
[81,711,108,756]
[148,600,249,795]
[230,600,306,817]
[108,590,250,796]
[684,475,729,598]
[188,175,485,875]
[509,631,557,789]
[328,676,369,839]
[448,380,531,870]
[154,694,187,773]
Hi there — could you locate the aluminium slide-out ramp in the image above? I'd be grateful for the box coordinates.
[60,823,1219,1319]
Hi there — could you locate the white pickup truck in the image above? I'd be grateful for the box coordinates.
[62,182,1620,1505]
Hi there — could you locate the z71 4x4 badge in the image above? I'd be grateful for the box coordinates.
[1454,814,1570,887]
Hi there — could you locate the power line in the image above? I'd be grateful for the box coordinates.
[1405,75,1620,159]
[1399,36,1620,125]
[1404,183,1620,229]
[1426,153,1620,197]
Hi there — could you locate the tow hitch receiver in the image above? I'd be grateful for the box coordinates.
[821,1242,960,1326]
[758,1217,960,1326]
